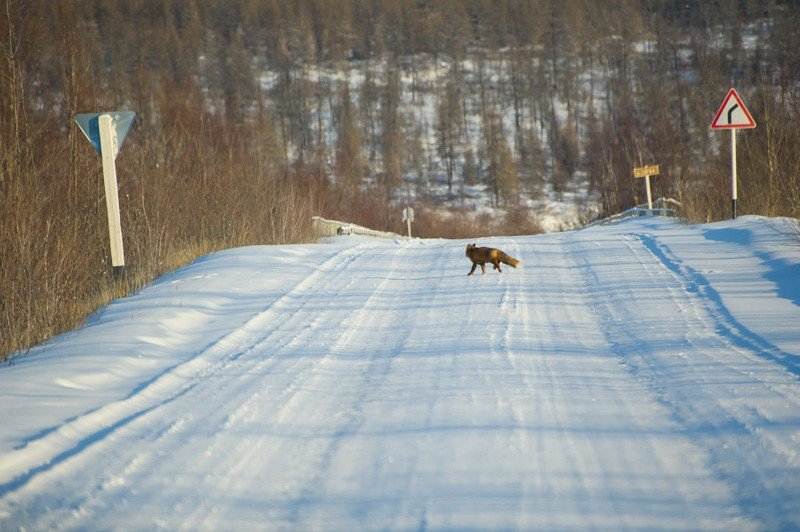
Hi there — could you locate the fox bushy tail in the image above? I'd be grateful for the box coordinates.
[499,251,520,268]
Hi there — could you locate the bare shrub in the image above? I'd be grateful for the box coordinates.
[412,203,543,239]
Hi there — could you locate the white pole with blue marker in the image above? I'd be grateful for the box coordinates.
[98,114,125,269]
[74,111,135,275]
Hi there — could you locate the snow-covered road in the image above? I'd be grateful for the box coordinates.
[2,216,799,530]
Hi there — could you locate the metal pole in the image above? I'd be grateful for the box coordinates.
[99,114,125,270]
[731,128,737,219]
[645,175,653,211]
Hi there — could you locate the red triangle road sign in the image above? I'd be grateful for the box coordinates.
[711,88,756,129]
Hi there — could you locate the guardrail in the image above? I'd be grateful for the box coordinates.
[583,197,682,228]
[311,216,402,239]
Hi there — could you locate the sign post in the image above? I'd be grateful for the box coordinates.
[731,128,737,218]
[74,111,135,274]
[402,207,414,238]
[710,88,756,219]
[633,164,660,210]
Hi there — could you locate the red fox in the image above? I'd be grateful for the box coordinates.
[465,244,520,275]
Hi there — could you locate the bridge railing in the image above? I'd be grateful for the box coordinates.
[583,197,682,228]
[311,216,402,239]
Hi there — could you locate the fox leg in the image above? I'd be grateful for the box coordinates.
[480,263,486,274]
[493,260,502,272]
[468,262,478,275]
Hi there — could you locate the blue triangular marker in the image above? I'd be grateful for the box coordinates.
[74,111,135,157]
[74,113,101,154]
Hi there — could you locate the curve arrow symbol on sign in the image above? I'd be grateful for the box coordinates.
[727,103,739,125]
[711,89,755,130]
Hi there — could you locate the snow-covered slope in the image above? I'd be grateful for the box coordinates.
[1,216,799,530]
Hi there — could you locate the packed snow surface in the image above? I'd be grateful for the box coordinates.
[2,215,800,530]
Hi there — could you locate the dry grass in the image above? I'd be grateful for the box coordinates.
[0,113,319,360]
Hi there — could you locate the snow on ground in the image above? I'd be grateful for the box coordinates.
[1,215,799,530]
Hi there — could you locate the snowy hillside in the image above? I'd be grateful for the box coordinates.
[1,215,799,530]
[266,55,602,230]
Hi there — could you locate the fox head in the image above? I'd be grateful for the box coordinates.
[465,243,476,256]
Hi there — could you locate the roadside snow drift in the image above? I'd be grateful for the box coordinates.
[1,216,800,530]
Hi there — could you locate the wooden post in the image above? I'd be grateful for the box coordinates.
[402,207,414,238]
[98,114,125,270]
[633,164,659,212]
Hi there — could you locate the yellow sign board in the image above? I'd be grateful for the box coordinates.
[633,164,660,178]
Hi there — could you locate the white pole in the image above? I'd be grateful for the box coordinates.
[731,128,737,219]
[645,175,653,211]
[406,217,412,238]
[99,114,125,268]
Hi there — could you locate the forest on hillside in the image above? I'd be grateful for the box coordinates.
[2,0,800,357]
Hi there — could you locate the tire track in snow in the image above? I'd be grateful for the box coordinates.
[113,242,418,530]
[627,232,800,530]
[144,243,391,531]
[575,229,800,530]
[630,231,800,412]
[635,232,800,376]
[567,231,758,530]
[484,238,536,527]
[544,234,641,528]
[282,242,416,527]
[504,237,602,528]
[0,242,370,502]
[390,243,454,531]
[4,241,385,529]
[365,242,465,530]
